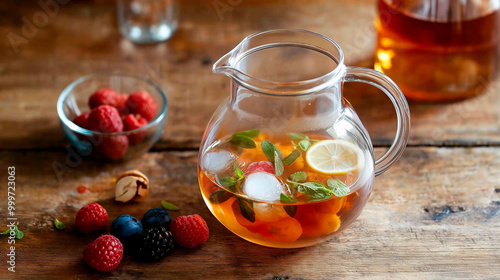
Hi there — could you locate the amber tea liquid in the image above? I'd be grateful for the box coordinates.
[198,133,373,248]
[375,0,500,101]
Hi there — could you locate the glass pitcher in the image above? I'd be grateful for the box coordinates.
[198,29,410,248]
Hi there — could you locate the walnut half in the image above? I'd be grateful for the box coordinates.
[115,170,149,203]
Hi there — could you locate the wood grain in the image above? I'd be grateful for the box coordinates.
[0,148,498,279]
[0,0,499,150]
[1,1,499,279]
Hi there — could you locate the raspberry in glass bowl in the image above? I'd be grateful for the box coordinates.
[57,73,167,161]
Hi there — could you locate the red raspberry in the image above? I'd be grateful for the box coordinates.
[86,105,123,133]
[95,136,129,160]
[116,94,129,116]
[123,114,148,144]
[245,161,275,175]
[170,214,209,248]
[89,88,122,109]
[73,113,89,129]
[126,90,157,122]
[83,235,123,272]
[75,202,108,233]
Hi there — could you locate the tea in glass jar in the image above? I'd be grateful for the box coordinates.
[375,0,500,101]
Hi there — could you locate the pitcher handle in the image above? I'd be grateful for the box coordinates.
[344,66,411,176]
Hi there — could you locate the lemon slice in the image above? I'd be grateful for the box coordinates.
[306,139,364,174]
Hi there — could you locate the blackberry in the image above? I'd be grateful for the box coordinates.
[134,226,175,262]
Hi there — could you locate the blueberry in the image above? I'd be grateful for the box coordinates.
[142,208,172,229]
[111,214,143,248]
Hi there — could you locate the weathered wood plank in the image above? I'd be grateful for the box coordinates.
[0,147,498,279]
[0,1,499,150]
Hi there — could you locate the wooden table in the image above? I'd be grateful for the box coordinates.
[1,0,499,279]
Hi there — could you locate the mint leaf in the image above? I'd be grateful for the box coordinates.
[1,225,23,239]
[209,189,234,204]
[230,134,256,149]
[298,140,311,151]
[14,226,23,239]
[289,171,307,183]
[236,198,255,223]
[235,129,260,138]
[229,129,260,149]
[286,180,300,189]
[288,133,308,141]
[280,193,298,203]
[298,182,332,201]
[261,140,276,162]
[274,151,284,176]
[261,140,286,175]
[261,140,284,162]
[219,177,239,188]
[284,205,297,218]
[161,200,180,211]
[54,218,66,230]
[275,146,284,159]
[282,150,301,165]
[327,178,350,197]
[234,163,244,179]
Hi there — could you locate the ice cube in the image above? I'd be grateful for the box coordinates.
[241,172,286,202]
[202,149,236,175]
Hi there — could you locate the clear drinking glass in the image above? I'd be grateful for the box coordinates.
[375,0,500,102]
[117,0,178,44]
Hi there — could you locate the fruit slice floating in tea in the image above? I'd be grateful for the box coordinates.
[306,140,364,175]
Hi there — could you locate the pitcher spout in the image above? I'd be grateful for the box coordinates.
[213,52,235,76]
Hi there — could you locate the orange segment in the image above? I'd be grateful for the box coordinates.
[295,204,341,237]
[321,214,341,235]
[266,217,303,243]
[231,200,271,238]
[316,197,344,215]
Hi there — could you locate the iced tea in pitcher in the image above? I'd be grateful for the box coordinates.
[199,29,410,248]
[199,130,373,248]
[375,0,500,101]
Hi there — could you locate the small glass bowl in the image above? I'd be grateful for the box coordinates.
[57,73,168,161]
